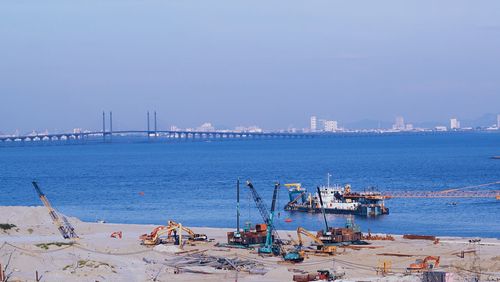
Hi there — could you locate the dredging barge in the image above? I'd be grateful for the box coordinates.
[284,182,389,216]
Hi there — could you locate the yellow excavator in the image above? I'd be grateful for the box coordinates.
[167,220,208,241]
[296,227,336,255]
[139,220,207,246]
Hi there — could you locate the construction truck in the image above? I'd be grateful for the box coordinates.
[407,256,440,273]
[246,181,304,263]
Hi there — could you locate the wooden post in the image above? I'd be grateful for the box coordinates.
[0,263,4,282]
[0,263,7,282]
[179,223,183,249]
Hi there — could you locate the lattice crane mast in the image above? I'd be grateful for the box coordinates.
[246,181,283,254]
[32,181,78,239]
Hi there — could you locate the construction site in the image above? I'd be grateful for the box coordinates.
[0,181,499,281]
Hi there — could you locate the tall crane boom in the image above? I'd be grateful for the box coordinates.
[246,181,271,226]
[32,181,78,239]
[317,186,330,232]
[246,181,283,254]
[246,181,304,262]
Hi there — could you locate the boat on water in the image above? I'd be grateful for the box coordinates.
[284,176,389,216]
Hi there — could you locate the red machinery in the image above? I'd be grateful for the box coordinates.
[407,256,440,272]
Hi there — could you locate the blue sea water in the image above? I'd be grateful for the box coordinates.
[1,132,499,237]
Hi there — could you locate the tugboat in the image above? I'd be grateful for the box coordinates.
[284,174,389,216]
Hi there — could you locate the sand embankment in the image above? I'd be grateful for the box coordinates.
[0,206,499,281]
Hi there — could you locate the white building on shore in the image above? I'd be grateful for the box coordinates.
[450,118,460,130]
[324,120,338,132]
[310,116,317,132]
[392,116,405,130]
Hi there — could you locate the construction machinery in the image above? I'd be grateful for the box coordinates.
[284,183,306,208]
[227,179,269,247]
[140,225,172,245]
[167,220,208,241]
[31,181,78,239]
[316,186,362,244]
[296,227,336,255]
[246,181,304,262]
[110,231,122,239]
[258,182,280,255]
[293,186,360,255]
[407,256,440,273]
[140,220,207,246]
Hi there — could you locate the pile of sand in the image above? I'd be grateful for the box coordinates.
[153,244,182,254]
[0,206,53,226]
[0,206,81,237]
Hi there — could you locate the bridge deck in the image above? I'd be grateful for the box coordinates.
[0,130,314,144]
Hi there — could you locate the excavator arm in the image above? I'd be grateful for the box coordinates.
[167,220,208,241]
[296,227,336,255]
[288,191,306,206]
[297,227,325,246]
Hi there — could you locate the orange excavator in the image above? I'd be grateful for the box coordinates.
[407,256,440,272]
[139,226,172,245]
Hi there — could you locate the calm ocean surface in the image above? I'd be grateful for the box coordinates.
[1,132,499,237]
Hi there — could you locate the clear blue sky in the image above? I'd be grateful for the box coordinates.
[1,0,499,132]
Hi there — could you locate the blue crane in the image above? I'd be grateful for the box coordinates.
[246,181,304,262]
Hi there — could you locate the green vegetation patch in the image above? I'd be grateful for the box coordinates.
[63,260,116,273]
[35,241,75,250]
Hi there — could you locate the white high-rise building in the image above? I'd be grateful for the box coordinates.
[450,118,460,130]
[392,116,405,130]
[497,114,500,129]
[310,116,317,132]
[324,120,338,132]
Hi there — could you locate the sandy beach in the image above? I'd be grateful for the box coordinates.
[1,206,499,282]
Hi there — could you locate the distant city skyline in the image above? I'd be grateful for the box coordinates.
[1,111,499,136]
